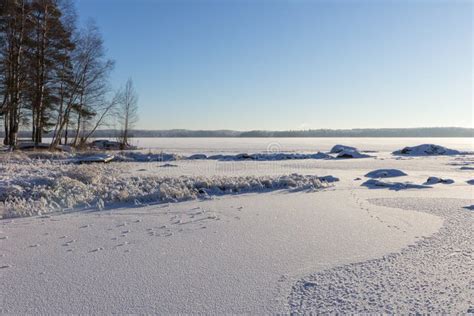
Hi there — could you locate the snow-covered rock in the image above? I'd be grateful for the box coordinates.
[361,179,431,191]
[188,154,207,160]
[115,152,180,162]
[365,169,407,178]
[336,150,371,159]
[424,177,454,185]
[467,179,474,185]
[393,144,461,156]
[76,154,114,164]
[318,175,340,183]
[330,144,357,154]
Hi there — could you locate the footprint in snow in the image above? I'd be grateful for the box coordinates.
[29,244,40,248]
[79,225,90,229]
[1,265,11,269]
[0,236,8,240]
[89,247,104,253]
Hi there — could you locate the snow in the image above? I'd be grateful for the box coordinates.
[365,169,408,178]
[0,161,332,218]
[1,138,473,313]
[393,144,463,156]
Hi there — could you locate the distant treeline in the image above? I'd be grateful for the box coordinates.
[5,127,473,138]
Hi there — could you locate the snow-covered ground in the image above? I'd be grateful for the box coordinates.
[1,138,473,313]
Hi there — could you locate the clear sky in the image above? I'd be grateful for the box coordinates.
[75,0,472,131]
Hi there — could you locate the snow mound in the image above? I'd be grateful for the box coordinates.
[393,144,462,156]
[361,179,431,191]
[424,177,454,185]
[365,169,408,178]
[336,149,371,159]
[330,145,357,153]
[318,175,340,183]
[0,161,334,218]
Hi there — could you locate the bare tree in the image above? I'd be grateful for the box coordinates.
[0,0,30,147]
[50,20,114,148]
[116,78,138,149]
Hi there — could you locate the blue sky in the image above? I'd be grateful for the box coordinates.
[75,0,472,130]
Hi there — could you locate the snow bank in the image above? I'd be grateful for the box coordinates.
[365,169,407,178]
[361,179,431,191]
[0,161,335,218]
[424,177,454,185]
[393,144,462,156]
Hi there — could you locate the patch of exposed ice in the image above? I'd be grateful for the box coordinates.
[393,144,462,156]
[365,169,408,178]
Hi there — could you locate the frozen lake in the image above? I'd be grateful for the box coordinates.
[126,137,473,154]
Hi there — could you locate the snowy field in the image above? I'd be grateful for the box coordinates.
[1,138,473,313]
